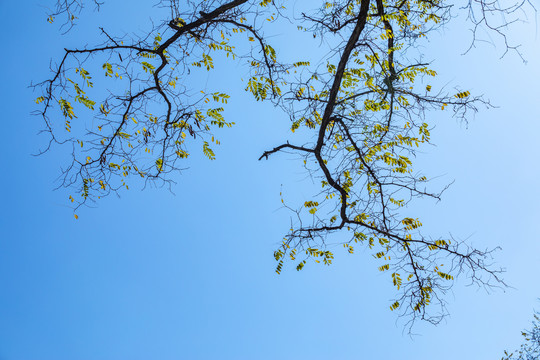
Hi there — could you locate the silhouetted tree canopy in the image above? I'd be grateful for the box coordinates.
[34,0,533,328]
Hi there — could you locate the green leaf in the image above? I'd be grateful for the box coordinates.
[156,158,163,172]
[202,141,216,160]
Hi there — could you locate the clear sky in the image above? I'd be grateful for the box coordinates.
[1,1,539,359]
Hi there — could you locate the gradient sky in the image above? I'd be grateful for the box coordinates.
[1,1,539,359]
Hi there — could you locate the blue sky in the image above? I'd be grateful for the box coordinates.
[1,1,539,359]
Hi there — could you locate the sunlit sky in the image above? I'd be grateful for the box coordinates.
[1,1,539,359]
